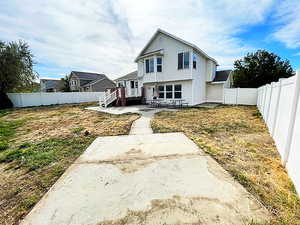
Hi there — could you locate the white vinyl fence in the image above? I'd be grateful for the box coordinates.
[223,88,257,105]
[257,70,300,194]
[8,92,104,108]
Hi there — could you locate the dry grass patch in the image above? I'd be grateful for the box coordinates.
[0,103,139,225]
[152,106,300,225]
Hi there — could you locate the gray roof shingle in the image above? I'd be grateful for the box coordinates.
[213,70,232,82]
[115,71,138,81]
[71,71,107,80]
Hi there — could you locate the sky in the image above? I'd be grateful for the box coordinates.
[0,0,300,80]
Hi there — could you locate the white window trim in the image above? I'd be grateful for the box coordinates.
[178,51,190,70]
[156,57,163,73]
[145,57,155,73]
[157,84,182,100]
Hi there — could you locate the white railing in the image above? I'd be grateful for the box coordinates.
[99,90,117,108]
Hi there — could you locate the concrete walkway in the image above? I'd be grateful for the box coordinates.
[21,106,270,225]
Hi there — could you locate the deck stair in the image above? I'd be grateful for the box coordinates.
[99,90,117,108]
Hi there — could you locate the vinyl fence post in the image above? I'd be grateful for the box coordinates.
[236,88,239,105]
[266,83,273,125]
[262,85,267,119]
[283,70,300,166]
[271,79,283,137]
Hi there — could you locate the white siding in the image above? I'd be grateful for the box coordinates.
[140,33,193,83]
[192,51,207,105]
[206,83,224,103]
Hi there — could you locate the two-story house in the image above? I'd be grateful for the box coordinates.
[69,71,116,92]
[115,29,231,106]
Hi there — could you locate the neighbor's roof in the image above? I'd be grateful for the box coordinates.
[115,71,138,81]
[81,77,115,88]
[40,79,63,89]
[135,29,218,65]
[213,70,232,82]
[71,71,107,80]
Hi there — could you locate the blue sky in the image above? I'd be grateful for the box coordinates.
[0,0,299,80]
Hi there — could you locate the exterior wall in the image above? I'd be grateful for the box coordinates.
[144,80,193,105]
[115,79,142,97]
[139,33,193,83]
[69,75,80,91]
[205,60,217,82]
[206,83,224,103]
[91,79,116,92]
[192,51,207,105]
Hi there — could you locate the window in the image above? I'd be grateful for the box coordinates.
[178,53,183,69]
[130,81,134,88]
[158,85,165,99]
[193,54,197,69]
[174,84,182,99]
[184,52,190,69]
[146,59,149,73]
[135,81,138,88]
[157,84,182,99]
[157,57,162,72]
[166,85,173,99]
[178,52,189,69]
[145,58,154,73]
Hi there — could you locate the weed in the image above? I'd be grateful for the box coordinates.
[72,126,85,135]
[0,141,9,151]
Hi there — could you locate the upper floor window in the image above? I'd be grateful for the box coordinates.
[145,58,154,73]
[193,54,197,69]
[71,80,77,86]
[178,52,190,69]
[157,57,162,72]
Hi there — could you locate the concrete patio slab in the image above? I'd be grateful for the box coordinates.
[21,133,269,225]
[77,133,204,163]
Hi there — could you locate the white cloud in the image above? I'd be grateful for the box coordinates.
[0,0,274,79]
[272,0,300,49]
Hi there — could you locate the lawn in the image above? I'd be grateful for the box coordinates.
[151,106,300,225]
[0,103,139,225]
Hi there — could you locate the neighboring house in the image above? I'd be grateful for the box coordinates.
[69,71,116,92]
[113,29,232,107]
[114,71,141,97]
[40,79,64,92]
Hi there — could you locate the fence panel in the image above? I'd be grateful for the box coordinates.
[257,71,300,194]
[8,92,104,108]
[223,88,257,105]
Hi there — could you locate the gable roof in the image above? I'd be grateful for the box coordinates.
[135,29,218,65]
[213,70,232,82]
[71,71,107,80]
[115,71,138,81]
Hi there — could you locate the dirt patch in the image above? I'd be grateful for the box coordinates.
[1,104,139,145]
[152,105,300,225]
[83,150,204,174]
[98,195,265,225]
